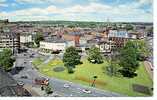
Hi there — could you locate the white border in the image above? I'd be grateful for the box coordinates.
[1,0,157,100]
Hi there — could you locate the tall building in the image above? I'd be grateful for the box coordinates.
[0,32,20,54]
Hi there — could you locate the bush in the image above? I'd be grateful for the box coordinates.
[104,62,122,77]
[67,67,74,74]
[45,85,53,94]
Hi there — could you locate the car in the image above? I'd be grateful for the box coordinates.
[21,75,28,79]
[53,94,61,97]
[34,77,49,85]
[63,84,70,88]
[23,53,27,56]
[17,81,24,86]
[30,55,33,58]
[82,89,91,94]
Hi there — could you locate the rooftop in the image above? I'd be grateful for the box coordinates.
[44,37,66,43]
[0,68,31,96]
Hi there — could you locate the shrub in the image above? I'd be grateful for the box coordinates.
[67,67,74,74]
[45,85,53,94]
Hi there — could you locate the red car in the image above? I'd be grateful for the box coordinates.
[34,77,49,85]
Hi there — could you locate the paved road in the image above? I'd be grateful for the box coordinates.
[144,61,153,80]
[11,49,125,97]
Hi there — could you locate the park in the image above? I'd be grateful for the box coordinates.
[32,54,153,96]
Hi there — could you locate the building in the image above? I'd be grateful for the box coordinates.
[62,32,81,47]
[0,68,31,96]
[0,32,20,53]
[20,33,33,44]
[40,38,66,53]
[87,38,112,53]
[108,29,129,48]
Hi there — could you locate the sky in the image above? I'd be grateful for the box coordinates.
[0,0,153,22]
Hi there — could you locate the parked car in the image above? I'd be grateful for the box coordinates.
[34,77,49,85]
[30,55,34,58]
[63,84,70,88]
[24,53,27,56]
[53,93,61,97]
[82,89,91,94]
[21,75,28,79]
[17,81,24,86]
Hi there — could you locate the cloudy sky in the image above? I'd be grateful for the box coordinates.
[0,0,153,22]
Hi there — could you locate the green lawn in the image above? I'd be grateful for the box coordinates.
[32,58,153,96]
[32,57,44,67]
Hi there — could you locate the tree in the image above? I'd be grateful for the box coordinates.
[34,32,44,47]
[0,49,15,71]
[119,41,139,78]
[125,24,134,31]
[87,46,103,64]
[45,85,53,94]
[135,40,150,61]
[105,51,121,77]
[63,46,81,73]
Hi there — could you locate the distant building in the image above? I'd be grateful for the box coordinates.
[62,32,81,47]
[108,29,129,48]
[0,32,20,53]
[87,39,112,53]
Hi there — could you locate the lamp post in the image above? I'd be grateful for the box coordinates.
[91,76,98,87]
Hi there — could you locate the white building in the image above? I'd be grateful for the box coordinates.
[108,30,128,38]
[20,34,33,43]
[66,40,75,47]
[40,40,66,52]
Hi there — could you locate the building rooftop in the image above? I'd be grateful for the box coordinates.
[0,68,31,96]
[0,32,19,38]
[108,30,129,38]
[44,37,66,43]
[68,32,81,35]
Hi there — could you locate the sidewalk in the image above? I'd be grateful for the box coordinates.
[144,61,153,80]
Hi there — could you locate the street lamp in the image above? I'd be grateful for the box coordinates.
[91,76,98,87]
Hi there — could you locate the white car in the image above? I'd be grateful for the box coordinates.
[82,89,92,94]
[63,84,70,88]
[17,81,24,86]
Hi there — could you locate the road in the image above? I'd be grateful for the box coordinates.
[11,49,125,97]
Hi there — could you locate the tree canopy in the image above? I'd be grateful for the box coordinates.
[63,46,81,73]
[135,40,150,60]
[34,32,44,47]
[0,49,15,71]
[87,46,103,64]
[119,40,139,77]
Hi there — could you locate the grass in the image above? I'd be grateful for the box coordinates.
[32,58,153,96]
[32,57,44,67]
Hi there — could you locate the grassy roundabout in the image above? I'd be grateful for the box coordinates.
[32,57,153,96]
